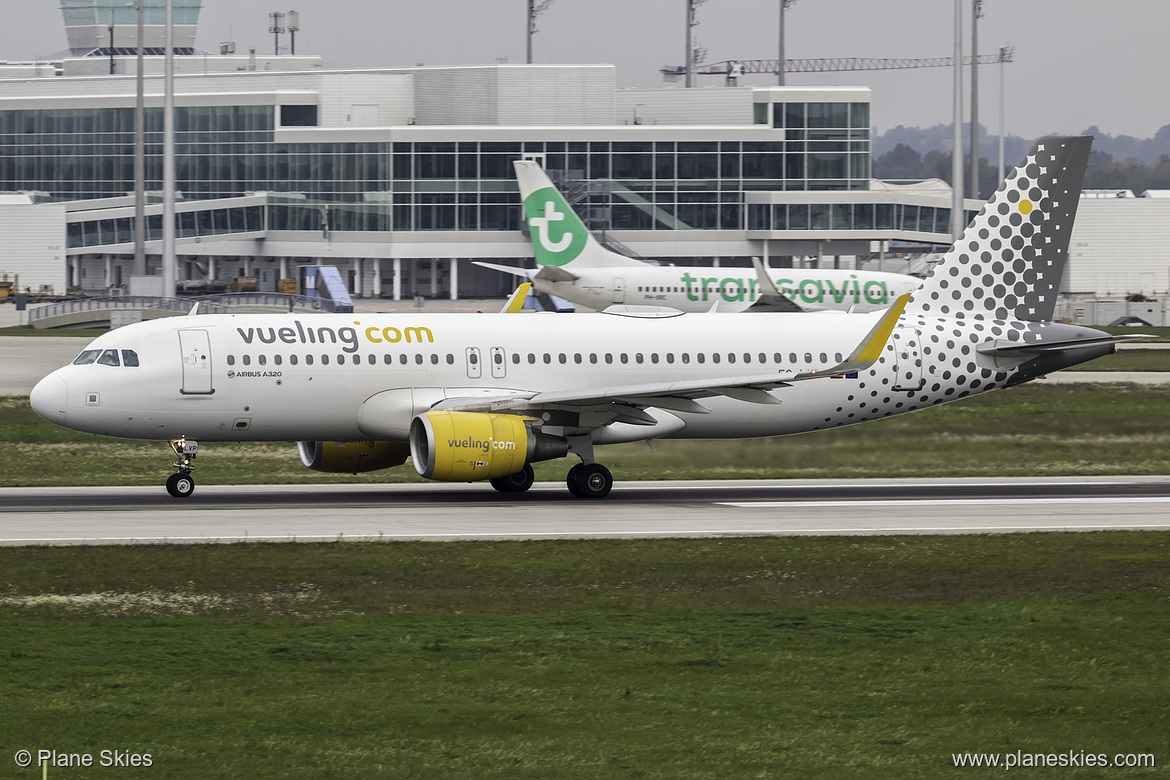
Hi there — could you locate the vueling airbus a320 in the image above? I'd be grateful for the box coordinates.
[31,137,1136,498]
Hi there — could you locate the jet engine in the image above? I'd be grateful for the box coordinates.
[409,411,568,481]
[297,440,411,474]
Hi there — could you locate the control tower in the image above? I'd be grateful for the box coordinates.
[59,0,203,56]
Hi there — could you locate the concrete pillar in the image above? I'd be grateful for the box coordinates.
[393,258,401,301]
[449,258,459,300]
[353,259,362,297]
[105,255,114,288]
[279,257,288,281]
[244,256,252,277]
[429,259,436,297]
[373,258,382,298]
[207,256,217,282]
[71,257,82,291]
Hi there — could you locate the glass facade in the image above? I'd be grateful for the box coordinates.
[1,100,874,236]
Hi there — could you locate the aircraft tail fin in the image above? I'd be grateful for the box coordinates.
[905,136,1092,323]
[513,160,642,270]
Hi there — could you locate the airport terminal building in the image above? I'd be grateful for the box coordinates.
[0,2,1165,311]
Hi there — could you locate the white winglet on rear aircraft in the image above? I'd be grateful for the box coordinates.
[31,137,1141,499]
[474,160,919,313]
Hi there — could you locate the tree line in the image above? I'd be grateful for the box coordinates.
[872,124,1170,198]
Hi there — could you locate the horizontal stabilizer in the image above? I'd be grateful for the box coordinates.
[472,261,532,279]
[533,264,580,283]
[977,333,1153,357]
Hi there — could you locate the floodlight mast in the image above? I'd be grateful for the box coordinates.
[778,0,796,86]
[970,0,983,199]
[527,0,555,64]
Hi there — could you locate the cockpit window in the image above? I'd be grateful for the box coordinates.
[97,349,121,367]
[73,349,102,365]
[121,349,140,367]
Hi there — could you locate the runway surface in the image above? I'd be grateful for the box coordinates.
[3,476,1169,545]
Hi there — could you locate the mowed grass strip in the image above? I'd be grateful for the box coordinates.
[3,382,1170,486]
[3,535,1168,778]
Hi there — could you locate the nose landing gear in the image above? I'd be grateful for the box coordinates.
[166,437,198,498]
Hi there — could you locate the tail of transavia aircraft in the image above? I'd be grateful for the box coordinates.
[513,159,642,270]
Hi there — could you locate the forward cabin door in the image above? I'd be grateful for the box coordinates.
[892,328,924,392]
[178,329,214,395]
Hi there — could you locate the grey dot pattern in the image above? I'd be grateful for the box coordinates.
[808,136,1092,432]
[907,136,1093,324]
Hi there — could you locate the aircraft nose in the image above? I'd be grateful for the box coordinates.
[30,372,68,424]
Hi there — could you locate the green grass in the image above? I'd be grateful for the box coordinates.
[1080,349,1170,371]
[4,383,1170,487]
[2,535,1168,778]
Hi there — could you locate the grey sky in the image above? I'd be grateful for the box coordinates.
[8,1,1168,140]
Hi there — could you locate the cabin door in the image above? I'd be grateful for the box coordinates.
[178,329,214,395]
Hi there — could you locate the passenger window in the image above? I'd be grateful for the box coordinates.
[305,355,314,365]
[589,353,597,364]
[97,349,120,366]
[835,352,843,362]
[431,354,439,365]
[368,354,376,365]
[543,353,551,364]
[558,353,566,364]
[399,354,408,365]
[414,354,423,365]
[712,353,720,364]
[226,355,236,366]
[804,353,813,363]
[650,353,659,364]
[528,353,536,364]
[322,355,330,365]
[681,353,689,364]
[511,353,520,364]
[242,355,251,366]
[121,349,140,367]
[494,352,503,365]
[259,354,267,366]
[620,353,628,364]
[605,353,613,364]
[73,350,101,365]
[574,353,582,364]
[275,355,283,366]
[290,354,299,365]
[697,354,706,364]
[635,353,643,364]
[448,354,456,365]
[819,352,827,363]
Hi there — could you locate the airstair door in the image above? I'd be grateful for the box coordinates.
[179,329,214,395]
[892,328,924,392]
[614,277,626,304]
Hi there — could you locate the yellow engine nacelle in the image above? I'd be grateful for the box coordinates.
[297,440,411,474]
[409,411,566,481]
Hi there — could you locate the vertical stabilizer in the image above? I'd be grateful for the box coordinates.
[906,136,1092,323]
[513,160,641,269]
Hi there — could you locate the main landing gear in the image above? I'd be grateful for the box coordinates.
[566,462,613,499]
[489,463,535,494]
[166,437,198,498]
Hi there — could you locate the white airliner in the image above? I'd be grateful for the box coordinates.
[31,137,1137,499]
[474,160,919,313]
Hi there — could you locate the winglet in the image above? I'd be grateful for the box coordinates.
[815,293,910,376]
[751,256,781,297]
[500,283,532,313]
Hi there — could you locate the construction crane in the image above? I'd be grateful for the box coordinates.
[661,52,1014,80]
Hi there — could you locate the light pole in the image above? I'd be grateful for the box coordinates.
[778,0,796,86]
[970,0,983,199]
[951,0,964,241]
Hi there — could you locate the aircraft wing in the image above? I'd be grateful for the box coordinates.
[440,295,910,419]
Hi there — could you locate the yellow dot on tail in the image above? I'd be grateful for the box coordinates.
[1019,200,1033,215]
